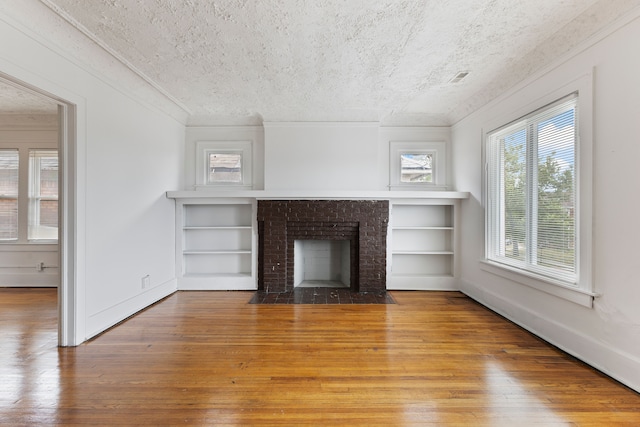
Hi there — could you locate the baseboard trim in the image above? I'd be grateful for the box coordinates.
[460,278,640,393]
[386,276,460,290]
[0,272,59,287]
[85,278,178,340]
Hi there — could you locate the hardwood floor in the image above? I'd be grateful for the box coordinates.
[2,288,639,426]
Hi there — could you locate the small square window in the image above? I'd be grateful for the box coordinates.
[196,141,252,190]
[390,142,446,190]
[400,153,434,183]
[207,152,242,184]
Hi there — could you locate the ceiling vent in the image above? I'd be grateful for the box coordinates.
[449,71,470,83]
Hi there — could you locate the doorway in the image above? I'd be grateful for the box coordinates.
[0,72,76,346]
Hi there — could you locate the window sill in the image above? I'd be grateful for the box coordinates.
[479,260,597,308]
[0,243,58,249]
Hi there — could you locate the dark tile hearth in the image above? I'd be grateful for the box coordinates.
[249,287,395,305]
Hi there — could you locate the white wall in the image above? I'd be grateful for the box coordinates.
[263,122,382,191]
[452,11,640,392]
[83,87,183,337]
[185,123,450,193]
[0,5,185,342]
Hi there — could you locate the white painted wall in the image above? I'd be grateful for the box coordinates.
[185,124,450,192]
[261,123,451,191]
[452,11,640,392]
[263,122,382,191]
[0,245,59,286]
[83,87,183,337]
[0,5,185,342]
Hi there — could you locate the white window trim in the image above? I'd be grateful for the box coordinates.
[195,141,253,190]
[482,71,594,306]
[390,141,446,190]
[28,149,59,242]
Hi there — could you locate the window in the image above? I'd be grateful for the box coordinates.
[390,141,446,189]
[0,150,19,240]
[486,94,577,285]
[206,152,242,184]
[28,150,58,240]
[400,153,434,183]
[0,148,58,242]
[195,141,252,190]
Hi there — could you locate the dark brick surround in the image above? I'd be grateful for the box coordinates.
[257,200,389,293]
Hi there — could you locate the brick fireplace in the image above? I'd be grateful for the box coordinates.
[257,200,389,293]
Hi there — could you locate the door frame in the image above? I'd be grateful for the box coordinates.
[0,72,80,346]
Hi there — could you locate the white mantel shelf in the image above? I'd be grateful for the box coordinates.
[166,190,470,200]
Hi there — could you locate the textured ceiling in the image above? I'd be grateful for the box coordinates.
[0,80,58,114]
[6,0,640,125]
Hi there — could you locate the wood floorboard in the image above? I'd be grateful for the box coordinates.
[1,288,639,426]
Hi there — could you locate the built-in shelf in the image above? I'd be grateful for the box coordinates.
[387,202,459,290]
[174,200,257,290]
[167,191,467,291]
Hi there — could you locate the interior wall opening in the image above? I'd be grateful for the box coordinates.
[0,72,75,347]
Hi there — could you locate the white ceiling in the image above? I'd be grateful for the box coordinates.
[0,80,58,114]
[4,1,639,125]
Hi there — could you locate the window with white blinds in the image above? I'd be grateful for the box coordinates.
[486,94,577,285]
[0,148,58,243]
[0,150,19,240]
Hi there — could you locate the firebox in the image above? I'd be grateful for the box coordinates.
[293,239,351,288]
[257,200,389,293]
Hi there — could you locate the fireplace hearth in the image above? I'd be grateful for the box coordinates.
[257,200,389,293]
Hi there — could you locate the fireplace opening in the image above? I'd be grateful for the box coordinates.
[293,240,350,288]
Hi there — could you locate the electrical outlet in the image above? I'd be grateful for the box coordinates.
[141,275,150,289]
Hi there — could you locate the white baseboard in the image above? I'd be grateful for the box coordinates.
[0,272,59,287]
[386,276,460,290]
[85,278,178,339]
[178,275,257,290]
[460,278,640,393]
